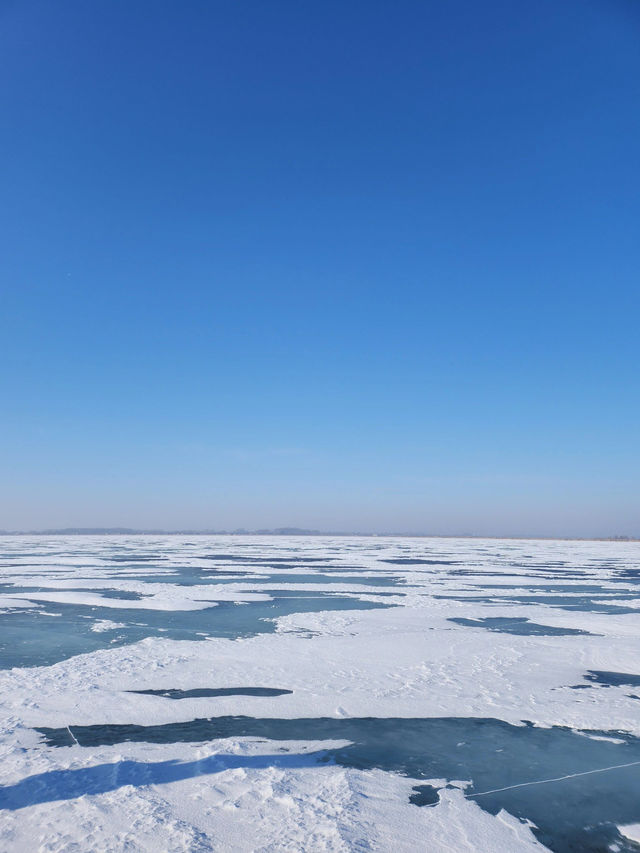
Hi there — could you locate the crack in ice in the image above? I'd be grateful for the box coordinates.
[466,759,640,799]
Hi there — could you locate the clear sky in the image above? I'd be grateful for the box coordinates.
[1,0,639,536]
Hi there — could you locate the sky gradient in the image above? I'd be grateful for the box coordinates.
[1,0,639,536]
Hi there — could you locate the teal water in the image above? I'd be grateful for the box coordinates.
[0,594,392,670]
[448,616,592,636]
[32,715,640,852]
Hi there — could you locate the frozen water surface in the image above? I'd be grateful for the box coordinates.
[1,535,640,852]
[32,715,640,851]
[128,687,293,699]
[0,593,391,670]
[447,616,594,636]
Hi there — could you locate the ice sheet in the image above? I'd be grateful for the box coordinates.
[0,534,639,851]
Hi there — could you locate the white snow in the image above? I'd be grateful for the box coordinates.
[0,534,639,851]
[91,620,128,633]
[618,823,640,844]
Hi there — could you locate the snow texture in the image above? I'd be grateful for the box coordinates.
[0,535,639,852]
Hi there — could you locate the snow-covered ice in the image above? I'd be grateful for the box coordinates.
[0,535,639,851]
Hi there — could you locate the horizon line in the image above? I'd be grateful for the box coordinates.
[0,527,637,543]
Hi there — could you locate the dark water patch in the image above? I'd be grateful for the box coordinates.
[0,554,73,561]
[614,569,640,582]
[381,558,461,565]
[251,573,405,588]
[509,565,590,576]
[93,589,148,600]
[506,595,636,615]
[200,555,329,564]
[435,594,499,601]
[99,569,261,586]
[435,593,638,615]
[103,555,167,563]
[310,567,405,575]
[480,584,628,593]
[447,570,528,578]
[33,715,640,852]
[126,569,407,589]
[0,562,78,568]
[104,568,259,585]
[168,569,265,586]
[129,687,293,699]
[583,671,640,689]
[98,573,181,584]
[409,784,440,806]
[358,591,406,597]
[0,586,149,602]
[447,571,592,584]
[0,584,62,595]
[448,617,592,636]
[0,595,393,669]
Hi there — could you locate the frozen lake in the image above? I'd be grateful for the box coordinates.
[1,535,640,851]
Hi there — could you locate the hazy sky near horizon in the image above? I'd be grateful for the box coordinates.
[1,0,639,536]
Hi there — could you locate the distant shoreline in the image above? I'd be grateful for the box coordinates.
[0,528,637,542]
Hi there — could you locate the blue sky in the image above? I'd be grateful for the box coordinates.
[1,0,639,535]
